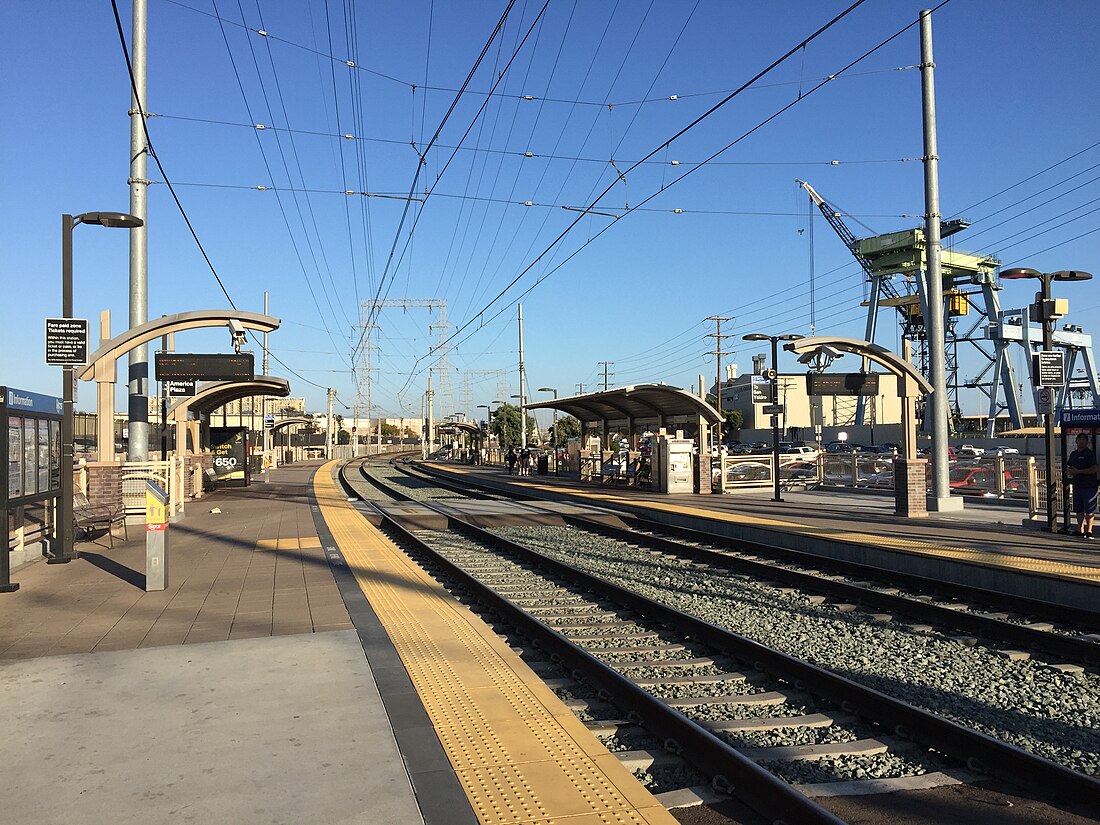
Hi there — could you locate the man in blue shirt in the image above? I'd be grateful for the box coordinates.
[1066,433,1098,539]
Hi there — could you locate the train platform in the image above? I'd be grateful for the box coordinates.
[419,462,1100,613]
[0,461,685,825]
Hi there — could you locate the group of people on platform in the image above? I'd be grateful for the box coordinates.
[504,447,533,476]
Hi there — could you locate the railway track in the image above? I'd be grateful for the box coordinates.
[401,460,1100,664]
[339,456,1100,823]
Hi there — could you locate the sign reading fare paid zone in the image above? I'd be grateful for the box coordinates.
[45,318,89,365]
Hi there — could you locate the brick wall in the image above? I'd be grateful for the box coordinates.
[894,458,928,517]
[86,462,123,510]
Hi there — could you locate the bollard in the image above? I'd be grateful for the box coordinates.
[145,480,169,591]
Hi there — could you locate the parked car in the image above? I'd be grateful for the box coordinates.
[778,442,822,462]
[781,460,819,480]
[949,465,1023,493]
[859,444,897,455]
[825,441,865,454]
[956,444,986,459]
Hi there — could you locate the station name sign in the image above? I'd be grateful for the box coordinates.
[806,372,880,397]
[155,352,254,382]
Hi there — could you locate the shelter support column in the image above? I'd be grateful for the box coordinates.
[95,310,116,463]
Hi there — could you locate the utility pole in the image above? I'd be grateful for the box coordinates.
[263,292,271,464]
[706,315,734,437]
[518,304,527,449]
[706,316,734,493]
[598,362,614,392]
[919,8,957,511]
[427,369,435,455]
[127,0,150,461]
[325,388,335,460]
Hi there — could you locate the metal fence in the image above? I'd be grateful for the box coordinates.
[120,458,184,519]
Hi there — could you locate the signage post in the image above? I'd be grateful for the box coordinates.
[145,480,169,591]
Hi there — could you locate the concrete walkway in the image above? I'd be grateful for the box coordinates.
[0,463,424,825]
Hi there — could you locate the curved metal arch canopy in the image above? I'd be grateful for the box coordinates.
[270,416,314,432]
[78,310,281,382]
[168,377,291,422]
[781,336,933,397]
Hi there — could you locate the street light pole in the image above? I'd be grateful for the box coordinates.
[1001,267,1093,531]
[744,332,803,503]
[55,212,143,565]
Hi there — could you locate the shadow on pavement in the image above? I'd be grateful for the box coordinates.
[79,551,146,590]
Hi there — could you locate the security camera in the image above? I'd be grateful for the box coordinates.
[227,319,247,353]
[797,345,844,370]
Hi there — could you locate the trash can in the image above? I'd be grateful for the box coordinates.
[537,455,549,475]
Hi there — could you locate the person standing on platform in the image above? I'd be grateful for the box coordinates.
[1066,432,1098,539]
[519,447,532,476]
[505,447,517,475]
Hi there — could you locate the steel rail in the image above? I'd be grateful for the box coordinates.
[406,461,1100,629]
[558,515,1100,666]
[339,459,846,825]
[370,460,1100,805]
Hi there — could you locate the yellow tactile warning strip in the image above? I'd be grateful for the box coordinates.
[314,463,678,825]
[432,464,1100,586]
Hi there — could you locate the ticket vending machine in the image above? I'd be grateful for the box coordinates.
[653,435,694,494]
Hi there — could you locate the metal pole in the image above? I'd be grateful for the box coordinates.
[263,292,271,462]
[771,337,782,503]
[518,304,527,449]
[1041,274,1057,532]
[53,214,77,564]
[127,0,150,461]
[326,388,334,460]
[428,370,435,455]
[920,8,954,509]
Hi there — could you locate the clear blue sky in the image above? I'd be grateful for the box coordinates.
[3,1,1098,425]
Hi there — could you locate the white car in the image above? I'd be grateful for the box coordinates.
[956,444,985,459]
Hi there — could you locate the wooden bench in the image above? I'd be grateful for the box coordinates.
[73,492,128,548]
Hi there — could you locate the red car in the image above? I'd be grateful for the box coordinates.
[949,465,1023,493]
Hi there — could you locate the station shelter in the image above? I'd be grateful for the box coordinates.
[166,377,290,500]
[436,421,485,463]
[525,384,722,493]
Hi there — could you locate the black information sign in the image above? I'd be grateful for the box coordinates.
[45,318,89,365]
[751,375,771,404]
[1032,351,1065,387]
[164,379,196,397]
[806,372,880,397]
[156,352,254,381]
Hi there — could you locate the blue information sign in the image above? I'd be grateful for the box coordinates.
[1,386,63,416]
[1060,408,1100,426]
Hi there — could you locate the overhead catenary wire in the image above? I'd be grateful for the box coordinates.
[436,0,937,367]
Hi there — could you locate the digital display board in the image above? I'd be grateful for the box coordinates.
[806,372,880,397]
[155,353,254,381]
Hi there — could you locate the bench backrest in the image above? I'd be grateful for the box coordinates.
[74,491,92,510]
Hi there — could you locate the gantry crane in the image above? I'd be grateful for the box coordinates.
[796,179,1033,434]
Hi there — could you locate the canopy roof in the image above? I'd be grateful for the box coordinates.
[438,421,482,437]
[167,377,291,420]
[525,384,721,426]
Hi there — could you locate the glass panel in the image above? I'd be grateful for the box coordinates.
[23,417,36,496]
[38,419,49,492]
[49,419,61,489]
[8,416,21,498]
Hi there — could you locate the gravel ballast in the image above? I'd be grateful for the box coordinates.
[491,524,1100,776]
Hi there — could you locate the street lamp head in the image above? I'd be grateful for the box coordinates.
[1051,269,1093,282]
[76,211,143,229]
[777,333,804,342]
[999,267,1041,280]
[742,333,770,342]
[537,386,555,393]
